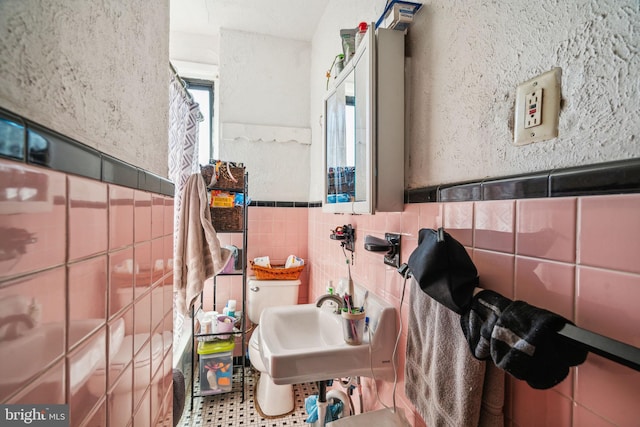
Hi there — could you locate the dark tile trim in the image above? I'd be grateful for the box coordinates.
[160,180,175,197]
[102,155,139,188]
[0,107,174,197]
[404,158,640,203]
[138,170,162,195]
[27,123,102,181]
[482,172,550,200]
[248,201,322,208]
[250,201,276,207]
[405,186,438,203]
[549,158,640,197]
[275,201,294,208]
[439,182,482,202]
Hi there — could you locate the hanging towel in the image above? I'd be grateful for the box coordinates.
[174,173,232,316]
[405,279,504,427]
[460,290,588,389]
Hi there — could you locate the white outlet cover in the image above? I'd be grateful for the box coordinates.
[514,67,562,146]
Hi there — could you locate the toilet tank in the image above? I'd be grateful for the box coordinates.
[247,278,301,324]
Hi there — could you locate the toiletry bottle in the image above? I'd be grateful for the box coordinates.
[227,300,236,318]
[355,22,368,50]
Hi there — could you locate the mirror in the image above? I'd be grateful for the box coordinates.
[323,32,373,214]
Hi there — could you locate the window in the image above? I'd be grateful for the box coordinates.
[184,79,214,165]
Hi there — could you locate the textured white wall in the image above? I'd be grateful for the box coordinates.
[219,29,311,201]
[309,0,640,199]
[0,0,170,177]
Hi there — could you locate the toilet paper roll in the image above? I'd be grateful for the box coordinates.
[253,256,271,268]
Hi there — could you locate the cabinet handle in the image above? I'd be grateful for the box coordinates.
[250,286,260,292]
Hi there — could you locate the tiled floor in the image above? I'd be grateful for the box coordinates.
[179,367,318,427]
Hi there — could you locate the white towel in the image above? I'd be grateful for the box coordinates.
[174,174,232,316]
[405,279,504,427]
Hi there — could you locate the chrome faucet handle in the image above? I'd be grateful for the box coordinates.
[315,294,344,314]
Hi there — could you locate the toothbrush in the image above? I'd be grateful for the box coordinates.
[360,290,368,313]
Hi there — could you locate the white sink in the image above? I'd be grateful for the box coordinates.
[259,287,397,385]
[0,318,125,400]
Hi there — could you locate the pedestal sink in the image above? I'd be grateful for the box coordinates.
[259,287,397,385]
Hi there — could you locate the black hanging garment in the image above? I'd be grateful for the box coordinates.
[407,228,479,314]
[460,290,588,389]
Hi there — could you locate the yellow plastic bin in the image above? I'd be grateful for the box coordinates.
[197,339,235,395]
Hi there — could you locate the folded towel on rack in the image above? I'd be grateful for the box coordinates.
[461,290,588,389]
[174,173,232,316]
[405,279,504,427]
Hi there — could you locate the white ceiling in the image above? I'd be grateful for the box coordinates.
[170,0,330,41]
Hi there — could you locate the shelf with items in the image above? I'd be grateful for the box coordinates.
[190,167,249,407]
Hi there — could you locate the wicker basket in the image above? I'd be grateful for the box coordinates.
[250,262,305,280]
[201,164,245,190]
[211,206,243,232]
[217,166,245,189]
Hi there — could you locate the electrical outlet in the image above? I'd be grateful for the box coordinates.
[524,88,542,128]
[514,68,561,146]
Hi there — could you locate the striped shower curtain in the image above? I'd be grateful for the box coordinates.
[168,71,201,342]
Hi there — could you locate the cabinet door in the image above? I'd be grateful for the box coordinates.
[323,28,374,214]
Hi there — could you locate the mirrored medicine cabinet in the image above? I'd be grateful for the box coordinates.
[322,26,405,214]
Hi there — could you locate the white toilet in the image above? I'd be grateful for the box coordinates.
[87,286,172,426]
[247,278,301,417]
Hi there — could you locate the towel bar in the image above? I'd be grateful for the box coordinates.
[397,262,640,373]
[557,323,640,372]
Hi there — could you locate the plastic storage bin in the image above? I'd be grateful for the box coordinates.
[198,339,235,395]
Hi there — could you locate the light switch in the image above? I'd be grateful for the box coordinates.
[514,68,561,146]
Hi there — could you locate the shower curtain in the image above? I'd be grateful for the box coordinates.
[168,70,202,346]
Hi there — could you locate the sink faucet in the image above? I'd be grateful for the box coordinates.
[315,294,344,314]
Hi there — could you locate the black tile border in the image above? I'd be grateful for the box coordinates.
[27,123,102,180]
[405,186,438,204]
[0,107,174,197]
[439,181,482,202]
[102,155,139,188]
[482,172,549,200]
[402,158,640,203]
[248,201,323,208]
[550,158,640,197]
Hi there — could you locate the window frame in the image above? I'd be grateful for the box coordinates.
[184,78,215,164]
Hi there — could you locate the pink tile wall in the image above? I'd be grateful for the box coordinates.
[0,159,174,427]
[203,206,310,317]
[303,194,640,427]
